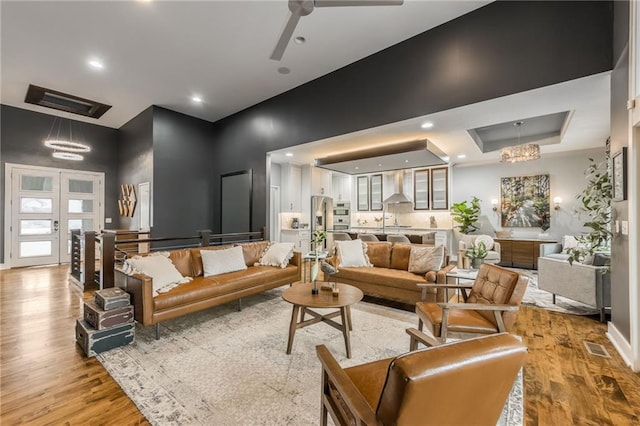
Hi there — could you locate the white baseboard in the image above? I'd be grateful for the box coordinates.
[0,263,9,270]
[607,322,636,371]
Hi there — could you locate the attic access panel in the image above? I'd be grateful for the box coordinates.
[24,84,111,119]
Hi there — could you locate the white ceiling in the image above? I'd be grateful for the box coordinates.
[0,0,489,128]
[1,1,610,167]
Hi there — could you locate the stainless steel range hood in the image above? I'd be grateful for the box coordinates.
[383,171,412,204]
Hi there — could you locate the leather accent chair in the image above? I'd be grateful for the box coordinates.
[414,263,528,345]
[316,333,526,426]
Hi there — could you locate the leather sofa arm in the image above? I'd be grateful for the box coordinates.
[114,268,154,326]
[290,252,302,282]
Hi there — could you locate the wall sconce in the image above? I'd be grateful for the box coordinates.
[553,196,562,210]
[491,199,499,212]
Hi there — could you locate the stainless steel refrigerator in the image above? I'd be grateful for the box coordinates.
[311,196,333,251]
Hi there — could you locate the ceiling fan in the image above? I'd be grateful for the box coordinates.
[270,0,404,61]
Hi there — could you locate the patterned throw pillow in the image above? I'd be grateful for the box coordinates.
[255,242,295,268]
[408,245,445,274]
[474,235,495,251]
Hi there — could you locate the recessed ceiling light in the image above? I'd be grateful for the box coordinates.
[457,154,466,159]
[88,59,104,70]
[294,36,306,44]
[405,159,409,163]
[421,121,434,129]
[278,67,291,75]
[378,163,382,167]
[355,166,359,170]
[285,152,293,157]
[191,95,203,103]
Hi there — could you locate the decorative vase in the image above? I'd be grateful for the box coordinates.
[311,260,319,294]
[471,258,483,269]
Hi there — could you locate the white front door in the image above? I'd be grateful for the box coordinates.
[7,164,104,267]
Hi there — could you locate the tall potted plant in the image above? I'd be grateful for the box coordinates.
[451,196,481,234]
[567,157,612,266]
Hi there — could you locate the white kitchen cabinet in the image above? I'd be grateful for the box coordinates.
[281,229,309,253]
[332,174,352,202]
[311,167,332,197]
[281,164,302,212]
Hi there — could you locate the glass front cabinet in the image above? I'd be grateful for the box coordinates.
[369,174,383,211]
[357,176,369,211]
[413,167,449,211]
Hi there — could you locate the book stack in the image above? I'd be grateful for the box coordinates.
[76,287,135,357]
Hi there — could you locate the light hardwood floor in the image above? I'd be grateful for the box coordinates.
[1,265,639,425]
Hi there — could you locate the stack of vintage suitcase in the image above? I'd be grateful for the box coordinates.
[76,287,135,357]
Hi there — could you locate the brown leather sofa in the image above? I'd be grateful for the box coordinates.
[114,241,301,338]
[327,242,455,304]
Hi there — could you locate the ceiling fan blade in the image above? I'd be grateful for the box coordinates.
[315,0,403,7]
[270,11,302,61]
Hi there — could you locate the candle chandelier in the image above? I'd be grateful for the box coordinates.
[500,121,540,163]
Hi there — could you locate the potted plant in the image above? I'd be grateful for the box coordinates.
[566,156,612,267]
[451,196,481,234]
[466,241,487,269]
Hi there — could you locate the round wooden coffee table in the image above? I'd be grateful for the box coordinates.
[282,282,364,358]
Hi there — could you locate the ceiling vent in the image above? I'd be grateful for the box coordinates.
[24,84,111,119]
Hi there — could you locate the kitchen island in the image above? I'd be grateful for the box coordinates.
[330,227,453,253]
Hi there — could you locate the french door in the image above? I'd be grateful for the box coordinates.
[7,164,104,267]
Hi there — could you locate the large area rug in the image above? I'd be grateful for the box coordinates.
[517,269,599,315]
[98,288,523,425]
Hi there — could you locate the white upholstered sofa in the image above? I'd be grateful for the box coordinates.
[538,242,610,322]
[457,234,501,268]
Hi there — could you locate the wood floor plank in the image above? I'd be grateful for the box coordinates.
[2,264,640,425]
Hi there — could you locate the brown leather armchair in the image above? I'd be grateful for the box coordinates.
[413,263,528,346]
[316,333,526,426]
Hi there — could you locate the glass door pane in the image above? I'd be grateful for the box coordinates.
[413,170,430,210]
[357,176,369,211]
[370,174,383,211]
[430,167,449,210]
[11,168,60,267]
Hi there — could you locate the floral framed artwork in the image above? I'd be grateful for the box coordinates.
[500,174,550,230]
[612,147,627,201]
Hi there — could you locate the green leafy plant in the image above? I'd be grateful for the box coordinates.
[451,196,481,234]
[567,157,612,266]
[311,230,327,253]
[466,241,487,260]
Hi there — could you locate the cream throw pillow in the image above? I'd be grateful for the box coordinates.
[335,239,372,268]
[408,245,445,274]
[127,253,190,296]
[256,242,295,268]
[201,246,247,277]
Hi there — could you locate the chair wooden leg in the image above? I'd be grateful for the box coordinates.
[154,323,160,340]
[418,318,423,332]
[320,371,329,426]
[440,307,449,341]
[237,298,242,311]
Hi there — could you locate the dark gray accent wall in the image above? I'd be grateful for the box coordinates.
[118,106,154,231]
[610,0,630,341]
[210,1,614,232]
[152,107,215,240]
[0,105,119,263]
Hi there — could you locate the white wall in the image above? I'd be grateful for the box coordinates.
[451,148,606,240]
